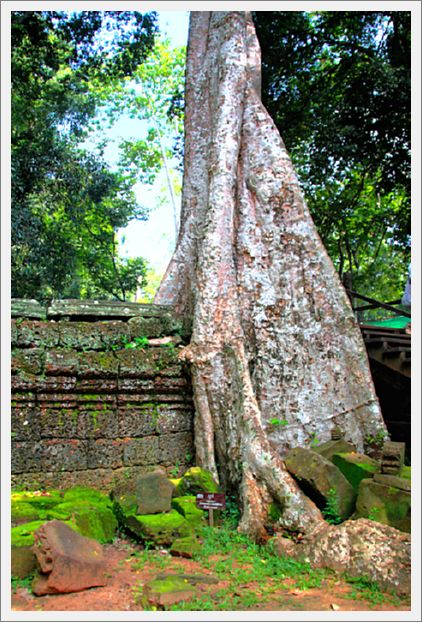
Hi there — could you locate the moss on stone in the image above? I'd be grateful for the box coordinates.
[171,496,206,526]
[401,465,411,480]
[11,490,63,510]
[268,501,283,522]
[62,486,111,507]
[11,501,41,522]
[178,467,219,496]
[170,536,202,558]
[11,519,80,547]
[125,509,191,546]
[147,575,192,594]
[73,507,118,543]
[332,452,379,491]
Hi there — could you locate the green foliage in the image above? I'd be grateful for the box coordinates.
[322,487,343,525]
[11,11,157,300]
[269,417,288,428]
[123,335,149,349]
[11,574,34,592]
[253,11,410,300]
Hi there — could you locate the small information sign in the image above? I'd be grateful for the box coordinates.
[196,492,226,510]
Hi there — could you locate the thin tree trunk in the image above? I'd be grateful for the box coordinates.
[155,11,386,541]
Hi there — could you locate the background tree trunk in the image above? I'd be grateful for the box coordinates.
[155,11,387,541]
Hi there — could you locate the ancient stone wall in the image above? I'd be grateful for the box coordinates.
[11,299,194,490]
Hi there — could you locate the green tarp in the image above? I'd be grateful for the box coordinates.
[364,316,411,329]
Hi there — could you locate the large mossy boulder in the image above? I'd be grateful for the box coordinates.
[11,486,118,546]
[124,509,192,546]
[50,502,117,543]
[176,467,219,496]
[354,475,411,532]
[284,447,356,520]
[331,452,379,491]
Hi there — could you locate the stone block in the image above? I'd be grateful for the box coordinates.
[117,349,178,378]
[39,408,81,439]
[37,377,78,393]
[143,576,196,607]
[158,432,194,465]
[77,351,119,378]
[135,467,175,514]
[12,349,44,376]
[314,439,357,461]
[87,439,123,469]
[12,442,43,473]
[11,405,41,441]
[58,322,106,350]
[14,320,59,348]
[11,299,46,319]
[373,473,411,492]
[41,440,89,471]
[32,520,106,595]
[129,314,183,338]
[47,299,172,320]
[78,404,119,439]
[331,452,379,491]
[177,467,219,496]
[124,510,191,546]
[355,478,411,532]
[285,447,357,520]
[171,496,206,526]
[122,436,159,467]
[156,408,194,434]
[45,350,79,376]
[170,537,202,559]
[381,441,405,475]
[118,404,158,437]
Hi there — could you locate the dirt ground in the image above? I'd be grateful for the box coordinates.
[11,537,411,613]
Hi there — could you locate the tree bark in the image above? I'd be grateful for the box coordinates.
[155,11,386,541]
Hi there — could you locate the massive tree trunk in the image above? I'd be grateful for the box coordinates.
[155,11,387,541]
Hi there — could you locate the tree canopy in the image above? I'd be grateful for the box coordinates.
[253,11,411,304]
[11,10,158,300]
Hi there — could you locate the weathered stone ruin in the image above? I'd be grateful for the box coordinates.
[11,299,194,490]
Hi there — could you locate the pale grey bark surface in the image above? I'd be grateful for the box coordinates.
[155,11,386,539]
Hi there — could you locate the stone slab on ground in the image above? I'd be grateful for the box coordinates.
[32,520,106,595]
[169,536,202,558]
[272,518,410,595]
[284,447,357,519]
[143,575,196,607]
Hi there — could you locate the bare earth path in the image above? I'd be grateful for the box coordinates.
[11,538,410,613]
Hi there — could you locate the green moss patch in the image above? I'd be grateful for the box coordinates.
[11,486,117,545]
[401,465,411,480]
[178,467,219,496]
[268,501,283,522]
[171,496,206,526]
[332,452,379,491]
[11,520,80,547]
[125,510,191,546]
[170,536,202,559]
